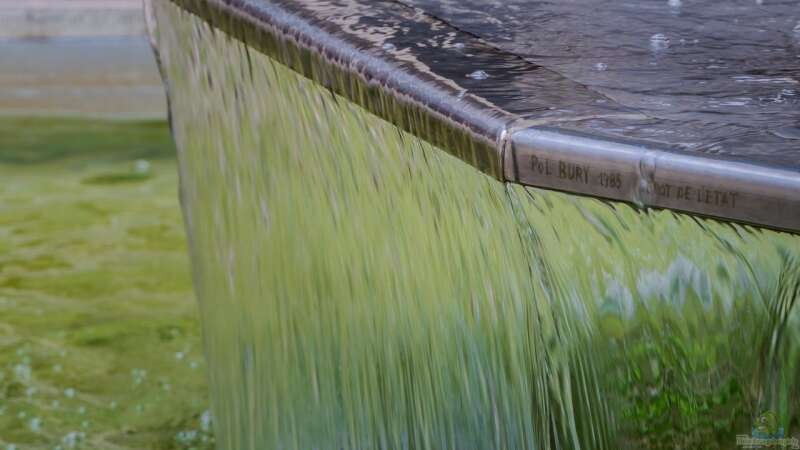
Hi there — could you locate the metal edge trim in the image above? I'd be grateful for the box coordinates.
[508,127,800,233]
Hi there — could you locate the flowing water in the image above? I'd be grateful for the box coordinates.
[151,1,800,448]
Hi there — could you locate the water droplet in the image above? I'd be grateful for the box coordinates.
[466,70,489,80]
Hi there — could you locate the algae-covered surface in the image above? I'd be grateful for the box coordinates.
[0,117,212,449]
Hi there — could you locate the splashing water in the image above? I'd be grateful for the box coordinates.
[150,1,800,449]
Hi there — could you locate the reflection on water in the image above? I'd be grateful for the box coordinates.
[406,0,800,170]
[152,1,800,449]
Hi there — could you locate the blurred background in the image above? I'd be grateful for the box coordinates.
[0,0,165,118]
[0,1,212,449]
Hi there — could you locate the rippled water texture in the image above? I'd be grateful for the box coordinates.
[151,1,800,449]
[406,0,800,169]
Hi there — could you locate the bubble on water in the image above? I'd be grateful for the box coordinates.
[133,159,151,174]
[176,430,198,445]
[200,410,213,432]
[13,363,31,383]
[466,70,490,80]
[175,351,185,361]
[650,33,670,52]
[132,368,147,386]
[64,388,76,398]
[61,431,85,449]
[381,42,396,52]
[593,62,608,71]
[6,444,17,450]
[453,42,466,50]
[52,400,61,409]
[189,361,199,369]
[77,406,86,415]
[29,417,42,433]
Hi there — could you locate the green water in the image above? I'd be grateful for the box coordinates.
[0,117,212,449]
[152,2,800,449]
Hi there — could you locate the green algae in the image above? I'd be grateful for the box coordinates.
[0,117,213,450]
